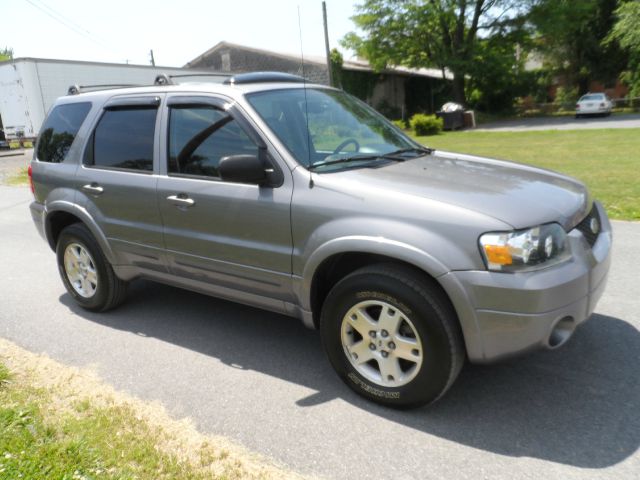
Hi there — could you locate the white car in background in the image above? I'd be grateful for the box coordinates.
[575,93,613,118]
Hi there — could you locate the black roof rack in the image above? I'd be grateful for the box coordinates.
[223,72,306,85]
[67,84,141,95]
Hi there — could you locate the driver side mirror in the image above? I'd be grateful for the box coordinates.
[218,154,269,185]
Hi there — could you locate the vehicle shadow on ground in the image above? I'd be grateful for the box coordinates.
[61,279,640,469]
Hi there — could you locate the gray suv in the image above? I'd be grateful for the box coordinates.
[29,72,612,408]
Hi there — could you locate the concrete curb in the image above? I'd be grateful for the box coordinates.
[0,150,29,158]
[0,148,33,158]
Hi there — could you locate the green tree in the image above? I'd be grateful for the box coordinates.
[465,22,535,112]
[0,47,13,62]
[329,48,344,88]
[529,0,627,93]
[342,0,527,105]
[606,0,640,97]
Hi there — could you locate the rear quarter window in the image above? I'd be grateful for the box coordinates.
[36,102,91,163]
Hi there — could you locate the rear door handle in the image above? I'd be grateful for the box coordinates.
[82,183,104,195]
[167,194,195,208]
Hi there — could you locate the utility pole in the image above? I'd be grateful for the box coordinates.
[149,49,156,67]
[322,1,334,87]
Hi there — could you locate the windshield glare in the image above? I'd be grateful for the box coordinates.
[246,88,415,169]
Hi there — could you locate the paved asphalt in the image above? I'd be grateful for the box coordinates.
[1,185,639,479]
[475,113,640,131]
[0,150,31,183]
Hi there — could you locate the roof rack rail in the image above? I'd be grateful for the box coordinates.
[67,84,141,95]
[154,74,173,85]
[154,73,230,86]
[224,72,306,85]
[66,70,286,96]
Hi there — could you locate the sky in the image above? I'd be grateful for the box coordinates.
[3,0,361,67]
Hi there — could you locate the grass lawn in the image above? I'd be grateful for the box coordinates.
[6,167,28,186]
[413,128,640,221]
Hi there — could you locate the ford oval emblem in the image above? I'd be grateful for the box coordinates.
[590,217,600,234]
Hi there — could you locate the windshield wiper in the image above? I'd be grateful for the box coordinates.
[307,146,433,171]
[386,146,433,157]
[308,153,405,171]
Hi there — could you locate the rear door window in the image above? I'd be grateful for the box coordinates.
[87,108,157,172]
[36,102,91,163]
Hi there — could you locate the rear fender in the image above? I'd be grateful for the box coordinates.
[45,200,118,265]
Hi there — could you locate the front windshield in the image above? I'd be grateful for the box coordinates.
[245,88,417,169]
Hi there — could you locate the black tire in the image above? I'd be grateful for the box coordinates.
[320,263,465,409]
[56,223,127,312]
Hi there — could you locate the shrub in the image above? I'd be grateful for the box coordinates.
[553,86,579,112]
[409,114,443,136]
[392,119,407,130]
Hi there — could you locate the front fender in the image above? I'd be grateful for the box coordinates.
[293,222,486,360]
[297,234,450,312]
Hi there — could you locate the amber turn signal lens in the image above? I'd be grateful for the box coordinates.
[483,245,513,265]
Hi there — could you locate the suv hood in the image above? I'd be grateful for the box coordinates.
[328,150,590,230]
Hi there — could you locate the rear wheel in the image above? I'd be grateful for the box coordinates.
[56,223,127,312]
[320,264,465,408]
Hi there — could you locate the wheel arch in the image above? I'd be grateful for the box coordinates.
[300,237,482,360]
[45,202,117,264]
[302,237,448,325]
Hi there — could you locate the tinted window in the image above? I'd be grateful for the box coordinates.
[89,108,156,171]
[37,102,91,163]
[168,106,258,178]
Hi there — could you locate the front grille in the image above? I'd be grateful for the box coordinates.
[574,204,601,247]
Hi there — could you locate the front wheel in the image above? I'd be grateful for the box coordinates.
[320,264,465,408]
[56,223,127,312]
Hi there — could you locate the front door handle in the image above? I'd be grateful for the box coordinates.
[167,194,195,208]
[82,183,104,195]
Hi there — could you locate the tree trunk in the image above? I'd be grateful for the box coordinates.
[452,73,466,105]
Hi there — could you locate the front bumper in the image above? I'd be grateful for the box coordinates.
[577,106,611,115]
[440,201,612,363]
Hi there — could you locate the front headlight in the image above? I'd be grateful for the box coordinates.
[479,223,571,272]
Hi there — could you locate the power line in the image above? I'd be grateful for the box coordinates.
[31,0,91,36]
[23,0,123,57]
[25,0,94,41]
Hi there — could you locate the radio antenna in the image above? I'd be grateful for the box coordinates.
[297,5,314,188]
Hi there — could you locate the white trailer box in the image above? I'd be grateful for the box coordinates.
[0,58,226,140]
